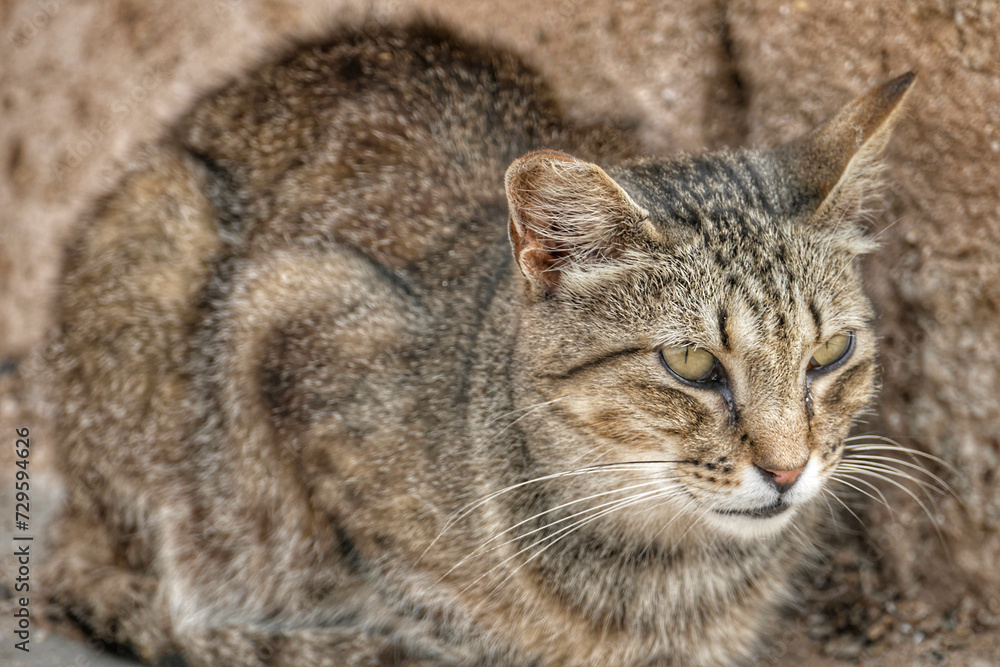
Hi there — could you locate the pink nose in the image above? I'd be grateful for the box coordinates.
[764,467,805,486]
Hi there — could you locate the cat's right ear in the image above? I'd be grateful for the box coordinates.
[505,150,647,296]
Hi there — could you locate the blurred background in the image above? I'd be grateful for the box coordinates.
[0,0,998,664]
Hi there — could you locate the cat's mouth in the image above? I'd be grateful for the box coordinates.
[714,501,790,519]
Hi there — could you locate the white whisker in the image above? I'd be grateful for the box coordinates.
[439,479,667,580]
[820,492,844,534]
[838,461,946,500]
[823,487,866,528]
[829,473,892,509]
[842,453,960,500]
[832,466,947,548]
[473,489,690,604]
[844,438,959,475]
[482,396,577,428]
[668,500,713,550]
[418,460,681,561]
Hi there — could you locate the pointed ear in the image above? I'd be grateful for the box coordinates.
[505,150,647,296]
[772,72,915,220]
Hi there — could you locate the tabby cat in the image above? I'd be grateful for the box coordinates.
[41,20,913,667]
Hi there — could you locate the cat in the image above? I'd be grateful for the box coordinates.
[40,19,914,667]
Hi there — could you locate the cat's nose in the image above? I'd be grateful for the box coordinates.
[755,465,805,493]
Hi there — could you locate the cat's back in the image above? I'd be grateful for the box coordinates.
[48,19,633,517]
[45,23,646,664]
[176,21,599,281]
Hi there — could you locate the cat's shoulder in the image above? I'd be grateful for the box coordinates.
[173,19,561,185]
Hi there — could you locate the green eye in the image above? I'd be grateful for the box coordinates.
[809,332,854,370]
[660,345,720,383]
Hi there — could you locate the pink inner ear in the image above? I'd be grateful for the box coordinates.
[510,217,564,293]
[520,246,560,288]
[505,150,647,295]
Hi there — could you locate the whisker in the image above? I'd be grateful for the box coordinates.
[829,473,893,509]
[841,453,960,500]
[561,491,693,555]
[482,397,578,447]
[843,438,959,475]
[820,492,844,534]
[439,479,666,580]
[845,436,925,471]
[459,488,679,598]
[510,492,694,590]
[668,500,712,549]
[823,487,867,528]
[785,516,824,555]
[833,466,947,548]
[418,460,683,561]
[872,214,905,240]
[646,495,701,544]
[837,461,946,499]
[837,461,953,538]
[463,496,679,620]
[522,489,689,559]
[471,489,689,606]
[481,395,577,428]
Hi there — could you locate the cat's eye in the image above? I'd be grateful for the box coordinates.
[660,345,721,384]
[808,331,855,371]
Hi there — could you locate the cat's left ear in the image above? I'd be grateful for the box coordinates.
[505,150,648,296]
[772,71,916,221]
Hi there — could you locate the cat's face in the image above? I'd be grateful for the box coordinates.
[503,74,913,544]
[511,156,878,542]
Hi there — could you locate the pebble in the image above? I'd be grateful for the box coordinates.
[823,635,864,660]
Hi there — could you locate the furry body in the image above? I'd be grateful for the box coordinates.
[42,22,911,666]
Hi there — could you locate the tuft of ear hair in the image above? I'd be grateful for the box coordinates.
[505,150,648,296]
[772,71,916,223]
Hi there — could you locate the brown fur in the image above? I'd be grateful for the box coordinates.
[40,20,912,666]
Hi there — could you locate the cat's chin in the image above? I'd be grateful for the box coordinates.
[696,457,826,541]
[701,502,800,541]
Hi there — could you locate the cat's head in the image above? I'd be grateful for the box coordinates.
[503,73,914,542]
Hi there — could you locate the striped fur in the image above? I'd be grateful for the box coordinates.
[40,20,912,666]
